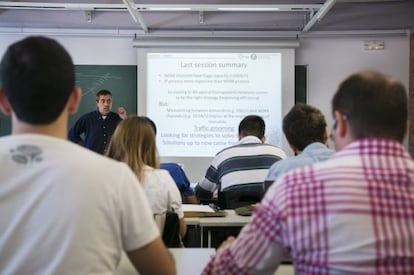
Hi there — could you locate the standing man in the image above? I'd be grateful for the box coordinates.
[265,103,334,185]
[195,115,287,209]
[203,71,414,274]
[68,89,127,154]
[0,36,175,274]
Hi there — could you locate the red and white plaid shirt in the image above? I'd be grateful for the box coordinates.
[203,139,414,274]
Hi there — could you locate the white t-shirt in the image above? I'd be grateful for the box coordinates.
[142,166,184,219]
[0,134,159,275]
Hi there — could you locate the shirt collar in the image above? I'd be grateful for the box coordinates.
[95,110,112,119]
[302,142,329,153]
[239,135,262,144]
[337,138,408,158]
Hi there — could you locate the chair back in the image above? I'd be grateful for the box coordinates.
[154,211,182,248]
[218,183,265,209]
[162,211,182,248]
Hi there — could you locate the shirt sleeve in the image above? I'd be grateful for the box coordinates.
[202,182,288,274]
[68,115,86,143]
[195,163,220,199]
[118,164,159,251]
[195,180,216,200]
[176,166,194,196]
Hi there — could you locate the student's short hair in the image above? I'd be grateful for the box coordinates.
[96,90,112,102]
[283,103,327,151]
[332,71,407,142]
[238,115,265,139]
[0,36,74,124]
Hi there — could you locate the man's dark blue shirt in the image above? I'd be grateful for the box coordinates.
[68,110,121,154]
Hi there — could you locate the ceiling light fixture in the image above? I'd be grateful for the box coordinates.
[217,7,280,11]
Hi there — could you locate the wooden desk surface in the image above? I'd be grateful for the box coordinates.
[198,210,251,227]
[184,210,252,227]
[184,216,200,226]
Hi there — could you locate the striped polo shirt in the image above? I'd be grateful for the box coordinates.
[197,136,287,194]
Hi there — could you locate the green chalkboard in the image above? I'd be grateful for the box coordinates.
[69,65,138,128]
[0,108,11,136]
[0,65,137,136]
[295,65,307,104]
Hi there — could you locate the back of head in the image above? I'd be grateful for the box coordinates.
[105,116,159,180]
[283,103,327,151]
[143,116,157,135]
[0,36,74,124]
[332,71,407,142]
[238,115,265,139]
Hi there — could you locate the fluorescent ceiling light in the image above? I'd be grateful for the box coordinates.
[141,7,192,11]
[218,7,280,11]
[134,4,318,12]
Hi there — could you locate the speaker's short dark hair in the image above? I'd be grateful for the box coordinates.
[96,90,112,102]
[0,36,74,124]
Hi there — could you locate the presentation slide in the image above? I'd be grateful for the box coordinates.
[145,52,282,157]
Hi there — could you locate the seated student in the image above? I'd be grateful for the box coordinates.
[105,116,186,241]
[143,116,198,204]
[265,103,334,187]
[203,71,414,274]
[195,115,287,209]
[0,36,174,274]
[160,162,198,204]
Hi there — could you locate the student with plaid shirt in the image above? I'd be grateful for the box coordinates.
[203,71,414,274]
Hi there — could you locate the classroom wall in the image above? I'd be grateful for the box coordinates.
[0,35,136,65]
[296,36,410,149]
[0,33,410,181]
[409,33,414,158]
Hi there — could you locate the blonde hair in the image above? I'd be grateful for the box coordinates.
[105,116,160,182]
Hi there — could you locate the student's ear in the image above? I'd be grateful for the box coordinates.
[323,126,329,145]
[404,120,410,141]
[334,110,348,139]
[0,89,12,115]
[67,87,82,115]
[288,142,299,154]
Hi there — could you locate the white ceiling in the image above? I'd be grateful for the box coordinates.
[0,0,413,37]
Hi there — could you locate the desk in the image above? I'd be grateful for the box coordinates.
[117,248,215,275]
[184,210,251,248]
[170,248,215,275]
[200,210,251,248]
[184,216,200,226]
[198,210,251,227]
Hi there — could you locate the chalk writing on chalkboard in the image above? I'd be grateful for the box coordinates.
[75,72,122,97]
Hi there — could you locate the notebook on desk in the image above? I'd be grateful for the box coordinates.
[183,204,227,218]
